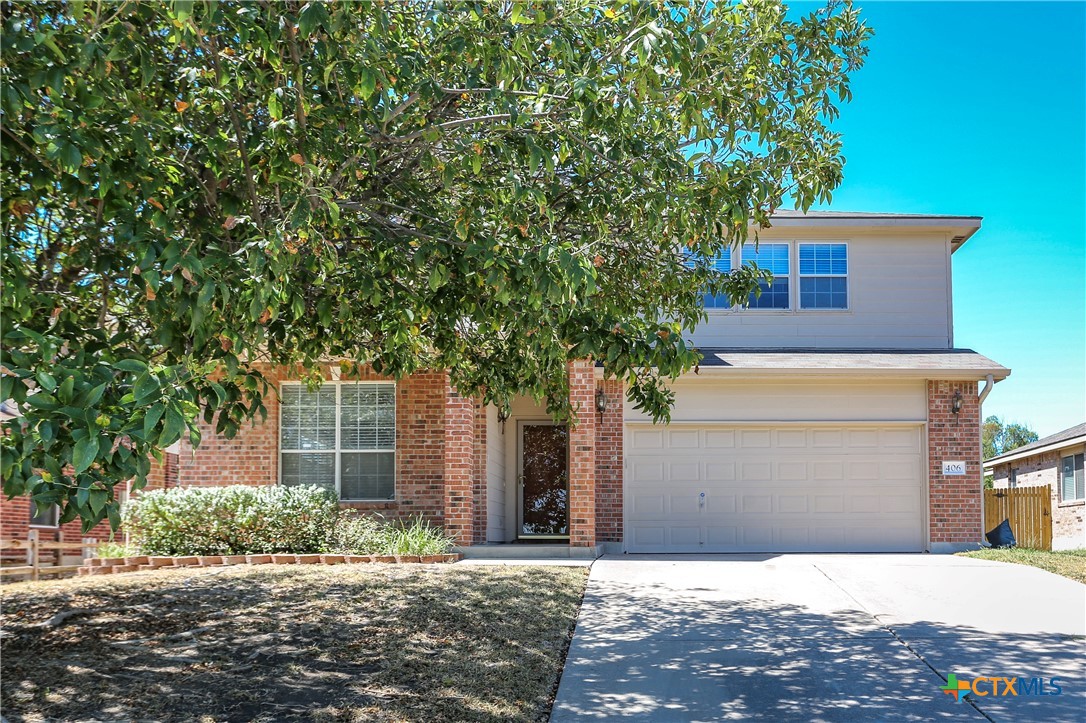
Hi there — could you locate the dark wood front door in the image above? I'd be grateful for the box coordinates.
[519,423,569,538]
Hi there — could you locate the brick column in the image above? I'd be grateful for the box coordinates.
[595,378,624,544]
[443,379,476,546]
[471,400,488,545]
[927,380,982,551]
[568,360,596,547]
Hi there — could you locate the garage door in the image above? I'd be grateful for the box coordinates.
[626,425,925,552]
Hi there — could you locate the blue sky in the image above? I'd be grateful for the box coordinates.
[796,1,1085,437]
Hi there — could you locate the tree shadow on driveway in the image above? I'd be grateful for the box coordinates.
[551,577,1084,722]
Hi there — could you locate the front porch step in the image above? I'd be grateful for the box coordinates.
[456,543,603,560]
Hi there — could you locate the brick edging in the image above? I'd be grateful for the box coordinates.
[78,553,462,576]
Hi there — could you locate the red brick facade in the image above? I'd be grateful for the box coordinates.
[567,361,597,547]
[442,384,477,545]
[927,380,983,547]
[1,369,996,555]
[595,378,624,543]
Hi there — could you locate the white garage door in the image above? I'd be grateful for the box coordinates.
[626,424,925,553]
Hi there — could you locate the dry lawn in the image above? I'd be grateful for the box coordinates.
[0,564,588,722]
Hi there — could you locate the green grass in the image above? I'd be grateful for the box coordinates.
[1,564,589,722]
[957,548,1086,584]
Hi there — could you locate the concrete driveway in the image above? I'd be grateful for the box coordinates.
[551,555,1085,722]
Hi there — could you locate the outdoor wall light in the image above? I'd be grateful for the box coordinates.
[595,388,608,414]
[496,406,510,434]
[951,389,963,416]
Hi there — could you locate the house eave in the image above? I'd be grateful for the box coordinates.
[982,435,1086,470]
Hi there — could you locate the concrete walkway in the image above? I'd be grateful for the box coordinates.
[551,555,1085,722]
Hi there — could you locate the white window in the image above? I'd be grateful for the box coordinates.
[741,243,790,309]
[1061,453,1084,502]
[280,382,396,501]
[684,248,734,309]
[799,243,848,309]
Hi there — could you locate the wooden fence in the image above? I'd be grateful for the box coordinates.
[0,530,97,581]
[984,486,1052,551]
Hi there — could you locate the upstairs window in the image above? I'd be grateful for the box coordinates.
[742,243,790,309]
[1061,453,1085,502]
[280,382,396,501]
[701,251,734,309]
[799,243,849,309]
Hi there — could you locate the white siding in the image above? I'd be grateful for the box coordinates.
[485,404,507,542]
[687,232,953,349]
[625,379,928,424]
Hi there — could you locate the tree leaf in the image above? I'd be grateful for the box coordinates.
[72,435,99,473]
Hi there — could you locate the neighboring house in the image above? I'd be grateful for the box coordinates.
[0,211,1012,555]
[0,400,178,556]
[984,423,1086,550]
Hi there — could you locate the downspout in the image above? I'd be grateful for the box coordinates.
[977,373,995,546]
[978,373,995,405]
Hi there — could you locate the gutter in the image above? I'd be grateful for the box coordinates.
[978,374,995,405]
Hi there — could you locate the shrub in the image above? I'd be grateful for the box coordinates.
[123,485,339,556]
[327,511,387,555]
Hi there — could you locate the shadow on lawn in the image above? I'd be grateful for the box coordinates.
[0,565,585,722]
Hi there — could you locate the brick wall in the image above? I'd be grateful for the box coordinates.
[471,398,488,545]
[990,452,1058,490]
[177,365,449,526]
[144,451,180,491]
[927,380,982,547]
[595,378,623,543]
[442,382,476,545]
[568,361,596,547]
[176,363,282,487]
[991,453,1086,550]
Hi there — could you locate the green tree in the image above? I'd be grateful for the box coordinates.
[2,0,871,528]
[983,415,1040,461]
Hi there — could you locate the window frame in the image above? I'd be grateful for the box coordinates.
[740,241,792,311]
[29,503,59,528]
[278,380,397,502]
[797,241,850,312]
[1060,452,1085,502]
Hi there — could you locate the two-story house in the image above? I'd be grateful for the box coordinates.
[10,211,1005,556]
[160,211,1009,555]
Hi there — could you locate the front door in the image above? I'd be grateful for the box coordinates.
[519,423,569,538]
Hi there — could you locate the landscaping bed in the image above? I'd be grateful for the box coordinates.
[957,547,1086,584]
[1,564,588,722]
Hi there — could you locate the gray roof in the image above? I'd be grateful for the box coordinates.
[693,348,1009,379]
[771,210,982,221]
[985,422,1086,464]
[763,210,982,249]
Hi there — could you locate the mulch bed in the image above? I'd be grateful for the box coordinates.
[1,564,588,722]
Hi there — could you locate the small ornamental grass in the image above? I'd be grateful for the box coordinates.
[123,485,339,556]
[329,512,454,556]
